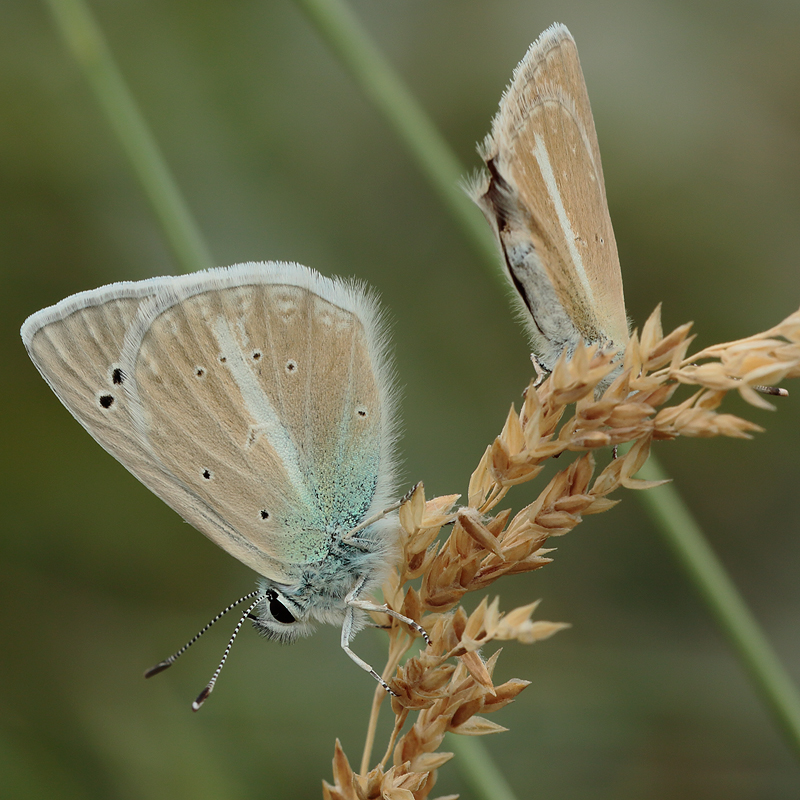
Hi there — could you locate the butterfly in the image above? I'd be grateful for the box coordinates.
[469,23,629,385]
[21,261,427,707]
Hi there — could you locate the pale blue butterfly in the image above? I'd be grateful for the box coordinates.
[21,262,427,707]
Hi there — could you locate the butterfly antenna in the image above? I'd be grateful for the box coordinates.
[144,590,261,679]
[192,594,263,711]
[754,385,789,397]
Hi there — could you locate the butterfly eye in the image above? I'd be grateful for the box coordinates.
[268,593,296,625]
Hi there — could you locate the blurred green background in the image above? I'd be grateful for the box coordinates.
[3,0,800,797]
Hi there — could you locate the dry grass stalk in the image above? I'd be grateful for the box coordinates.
[322,305,800,800]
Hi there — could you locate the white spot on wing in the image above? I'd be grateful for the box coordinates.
[314,298,352,331]
[273,288,300,320]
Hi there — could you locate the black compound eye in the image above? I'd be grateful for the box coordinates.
[269,595,296,624]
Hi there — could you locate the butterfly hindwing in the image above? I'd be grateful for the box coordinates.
[22,263,394,583]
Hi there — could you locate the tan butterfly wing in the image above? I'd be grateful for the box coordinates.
[21,263,397,584]
[471,23,628,369]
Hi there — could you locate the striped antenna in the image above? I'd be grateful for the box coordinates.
[144,590,261,678]
[192,595,264,711]
[754,385,789,397]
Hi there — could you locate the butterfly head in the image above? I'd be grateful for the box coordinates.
[249,585,316,644]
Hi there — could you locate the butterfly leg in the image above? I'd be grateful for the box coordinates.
[340,577,431,693]
[340,603,396,695]
[341,482,423,545]
[347,596,431,646]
